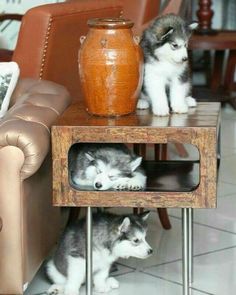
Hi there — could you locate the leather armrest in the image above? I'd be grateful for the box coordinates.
[0,79,71,179]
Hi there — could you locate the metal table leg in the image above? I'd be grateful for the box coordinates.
[188,208,194,285]
[86,207,93,295]
[182,208,191,295]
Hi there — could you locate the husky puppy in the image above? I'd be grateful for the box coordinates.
[46,211,152,295]
[137,14,198,116]
[68,143,146,191]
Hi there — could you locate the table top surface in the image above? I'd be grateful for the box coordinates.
[54,102,221,129]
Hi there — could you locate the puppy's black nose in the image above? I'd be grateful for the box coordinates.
[148,248,153,255]
[182,57,188,62]
[95,182,102,189]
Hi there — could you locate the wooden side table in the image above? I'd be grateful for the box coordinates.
[52,102,220,295]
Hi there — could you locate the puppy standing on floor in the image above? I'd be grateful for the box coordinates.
[137,14,198,116]
[46,211,153,295]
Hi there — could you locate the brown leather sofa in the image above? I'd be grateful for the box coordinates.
[0,79,71,294]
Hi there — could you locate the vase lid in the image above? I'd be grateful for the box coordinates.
[87,18,134,29]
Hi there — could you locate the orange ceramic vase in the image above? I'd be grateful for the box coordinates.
[78,18,143,117]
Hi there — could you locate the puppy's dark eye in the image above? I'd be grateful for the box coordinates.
[133,238,140,244]
[171,43,178,50]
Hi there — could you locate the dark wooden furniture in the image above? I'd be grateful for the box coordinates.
[52,102,220,295]
[189,31,236,108]
[196,0,215,34]
[190,0,236,109]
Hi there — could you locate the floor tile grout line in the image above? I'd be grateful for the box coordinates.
[169,214,236,235]
[139,270,215,295]
[116,262,137,271]
[193,244,236,258]
[218,180,236,187]
[141,244,236,270]
[218,193,236,198]
[140,270,183,286]
[113,269,136,277]
[190,288,216,295]
[218,178,236,186]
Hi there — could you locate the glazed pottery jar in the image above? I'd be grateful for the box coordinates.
[78,18,143,117]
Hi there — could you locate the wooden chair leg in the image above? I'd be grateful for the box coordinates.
[157,208,172,230]
[161,143,168,160]
[67,207,81,226]
[154,144,172,230]
[133,207,144,214]
[133,208,139,215]
[133,143,146,158]
[224,50,236,92]
[174,143,188,158]
[134,144,172,230]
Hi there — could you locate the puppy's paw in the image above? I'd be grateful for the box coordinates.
[113,179,128,191]
[47,284,64,295]
[127,178,144,191]
[186,96,197,107]
[64,290,79,295]
[152,104,170,116]
[94,283,111,293]
[107,277,119,289]
[114,184,127,191]
[137,98,149,109]
[172,103,188,114]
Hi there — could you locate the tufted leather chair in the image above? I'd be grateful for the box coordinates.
[0,79,71,294]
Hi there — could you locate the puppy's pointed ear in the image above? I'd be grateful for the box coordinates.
[85,152,95,162]
[119,217,130,234]
[160,27,174,41]
[139,211,150,221]
[188,21,198,31]
[130,157,142,172]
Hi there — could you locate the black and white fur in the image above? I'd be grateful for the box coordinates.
[68,143,146,191]
[46,211,152,295]
[137,14,198,116]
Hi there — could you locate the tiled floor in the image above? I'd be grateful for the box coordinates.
[25,103,236,295]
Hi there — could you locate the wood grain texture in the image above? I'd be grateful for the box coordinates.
[52,102,220,209]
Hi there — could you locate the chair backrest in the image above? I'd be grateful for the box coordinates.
[120,0,161,35]
[120,0,190,35]
[161,0,191,19]
[12,0,122,101]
